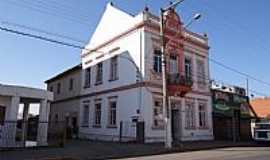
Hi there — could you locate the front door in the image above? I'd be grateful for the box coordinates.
[171,109,180,141]
[233,110,241,141]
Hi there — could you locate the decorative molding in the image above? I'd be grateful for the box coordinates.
[51,81,211,104]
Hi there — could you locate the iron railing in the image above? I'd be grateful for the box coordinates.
[167,73,193,86]
[0,120,66,149]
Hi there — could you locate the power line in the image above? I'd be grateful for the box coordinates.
[1,20,87,44]
[21,0,91,22]
[35,0,92,19]
[208,57,270,87]
[2,0,91,27]
[182,2,270,88]
[1,24,270,96]
[205,1,270,53]
[199,2,270,86]
[182,1,270,89]
[0,25,88,51]
[213,78,269,97]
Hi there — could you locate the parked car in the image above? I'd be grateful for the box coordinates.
[254,122,270,142]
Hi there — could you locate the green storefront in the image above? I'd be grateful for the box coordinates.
[212,90,256,141]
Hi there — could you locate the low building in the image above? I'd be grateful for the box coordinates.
[0,84,53,148]
[211,81,256,141]
[45,64,82,138]
[250,98,270,120]
[250,98,270,138]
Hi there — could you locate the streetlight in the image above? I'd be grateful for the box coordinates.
[184,13,202,29]
[160,1,202,149]
[160,0,185,149]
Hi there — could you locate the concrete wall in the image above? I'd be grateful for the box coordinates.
[47,68,82,127]
[50,99,80,125]
[79,88,140,141]
[0,85,52,147]
[79,4,145,141]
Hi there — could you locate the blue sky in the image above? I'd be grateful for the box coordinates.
[0,0,270,97]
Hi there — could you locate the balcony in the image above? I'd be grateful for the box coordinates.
[167,73,193,97]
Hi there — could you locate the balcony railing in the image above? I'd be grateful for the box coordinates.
[167,73,193,97]
[167,73,193,86]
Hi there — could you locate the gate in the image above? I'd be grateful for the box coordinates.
[0,120,66,149]
[119,121,144,143]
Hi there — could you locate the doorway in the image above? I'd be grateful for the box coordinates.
[171,109,180,141]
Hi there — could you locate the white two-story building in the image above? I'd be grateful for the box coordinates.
[79,3,213,142]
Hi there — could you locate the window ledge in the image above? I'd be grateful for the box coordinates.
[108,77,119,82]
[84,85,91,89]
[93,124,101,128]
[95,81,103,86]
[198,126,209,130]
[151,126,165,130]
[81,125,89,128]
[154,72,162,75]
[185,127,196,130]
[107,125,117,128]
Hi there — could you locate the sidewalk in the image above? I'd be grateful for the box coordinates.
[180,140,264,151]
[0,140,268,160]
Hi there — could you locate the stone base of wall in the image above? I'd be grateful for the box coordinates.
[181,134,214,141]
[79,132,136,142]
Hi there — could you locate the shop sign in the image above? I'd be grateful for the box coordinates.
[214,103,230,111]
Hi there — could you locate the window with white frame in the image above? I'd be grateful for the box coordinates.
[85,67,91,88]
[108,100,117,127]
[110,56,118,81]
[153,50,162,73]
[96,63,103,84]
[169,54,178,74]
[94,103,102,126]
[82,104,89,127]
[185,100,195,129]
[185,57,192,80]
[197,59,206,88]
[153,100,164,128]
[198,102,207,128]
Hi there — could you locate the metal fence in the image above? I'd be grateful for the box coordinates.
[0,120,66,149]
[119,121,145,143]
[120,121,136,141]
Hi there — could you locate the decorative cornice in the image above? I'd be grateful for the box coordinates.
[81,19,209,59]
[51,81,210,104]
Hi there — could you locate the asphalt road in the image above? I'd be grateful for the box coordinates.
[120,147,270,160]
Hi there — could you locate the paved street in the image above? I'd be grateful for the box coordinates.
[0,140,269,160]
[121,147,270,160]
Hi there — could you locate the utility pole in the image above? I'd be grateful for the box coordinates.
[160,0,184,149]
[160,7,171,148]
[246,78,249,98]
